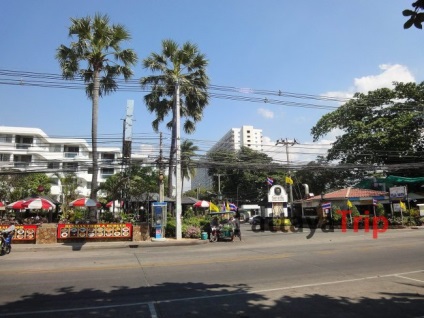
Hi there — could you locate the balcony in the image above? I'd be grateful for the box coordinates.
[15,143,32,150]
[64,152,79,159]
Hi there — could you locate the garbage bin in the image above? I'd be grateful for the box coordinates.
[201,232,208,240]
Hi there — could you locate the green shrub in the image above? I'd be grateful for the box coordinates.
[165,218,176,237]
[332,205,342,224]
[376,203,385,217]
[100,211,115,223]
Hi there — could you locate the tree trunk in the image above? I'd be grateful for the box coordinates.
[168,90,178,198]
[90,68,100,219]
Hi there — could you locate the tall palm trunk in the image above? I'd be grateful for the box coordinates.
[168,89,178,198]
[90,68,100,212]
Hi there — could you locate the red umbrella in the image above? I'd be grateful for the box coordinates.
[193,200,210,208]
[23,198,56,210]
[7,200,26,210]
[69,198,101,208]
[106,200,123,208]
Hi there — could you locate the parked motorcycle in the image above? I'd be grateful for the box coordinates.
[0,225,15,255]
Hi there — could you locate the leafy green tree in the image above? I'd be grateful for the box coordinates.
[311,82,424,177]
[207,147,287,204]
[56,14,138,202]
[127,166,162,203]
[5,173,52,202]
[403,1,424,29]
[181,140,199,192]
[98,172,126,211]
[140,39,209,197]
[294,156,358,196]
[54,172,78,214]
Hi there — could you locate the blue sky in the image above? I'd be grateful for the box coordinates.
[1,1,423,163]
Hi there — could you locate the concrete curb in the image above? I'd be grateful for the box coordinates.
[11,238,209,252]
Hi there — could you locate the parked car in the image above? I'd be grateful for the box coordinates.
[249,215,263,225]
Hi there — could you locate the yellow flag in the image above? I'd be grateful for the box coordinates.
[209,202,219,212]
[347,200,353,208]
[285,176,293,185]
[226,201,230,211]
[400,201,406,211]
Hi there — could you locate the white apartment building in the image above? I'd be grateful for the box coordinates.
[191,125,263,190]
[0,126,126,202]
[208,125,263,153]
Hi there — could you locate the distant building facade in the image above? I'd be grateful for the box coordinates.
[191,125,263,190]
[0,126,146,202]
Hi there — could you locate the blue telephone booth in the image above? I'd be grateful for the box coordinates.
[152,202,167,239]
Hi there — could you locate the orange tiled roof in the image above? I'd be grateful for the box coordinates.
[309,187,388,200]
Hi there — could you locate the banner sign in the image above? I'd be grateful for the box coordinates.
[0,224,37,241]
[57,223,132,239]
[389,186,407,199]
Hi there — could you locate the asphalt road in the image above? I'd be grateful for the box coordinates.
[0,224,423,317]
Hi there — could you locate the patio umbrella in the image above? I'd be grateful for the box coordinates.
[193,200,210,208]
[7,200,26,210]
[69,198,101,207]
[23,198,56,210]
[106,200,123,208]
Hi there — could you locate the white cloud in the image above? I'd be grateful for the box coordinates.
[319,64,415,143]
[257,108,274,119]
[323,64,415,100]
[354,64,415,93]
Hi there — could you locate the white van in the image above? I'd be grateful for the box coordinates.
[240,204,261,219]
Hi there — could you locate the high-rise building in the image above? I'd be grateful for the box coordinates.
[191,125,263,190]
[208,125,263,153]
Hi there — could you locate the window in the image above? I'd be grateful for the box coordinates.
[63,162,78,172]
[64,146,79,158]
[13,155,32,168]
[0,154,10,162]
[101,153,115,160]
[15,135,33,149]
[101,168,114,178]
[0,134,12,143]
[50,145,61,152]
[48,162,60,170]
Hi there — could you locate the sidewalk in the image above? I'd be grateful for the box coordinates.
[11,238,209,252]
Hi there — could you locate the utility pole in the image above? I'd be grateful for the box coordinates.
[275,138,298,207]
[175,81,182,240]
[158,132,164,203]
[214,174,223,204]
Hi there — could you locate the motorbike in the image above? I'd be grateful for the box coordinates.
[209,212,236,242]
[0,225,15,255]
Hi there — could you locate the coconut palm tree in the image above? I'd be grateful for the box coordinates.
[180,139,199,191]
[140,39,209,198]
[56,14,138,204]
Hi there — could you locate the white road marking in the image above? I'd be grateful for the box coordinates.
[2,269,423,317]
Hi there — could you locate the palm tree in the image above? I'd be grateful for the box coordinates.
[140,39,209,198]
[56,14,138,205]
[180,140,199,192]
[54,172,79,215]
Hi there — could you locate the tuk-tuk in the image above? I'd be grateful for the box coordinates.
[208,211,236,242]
